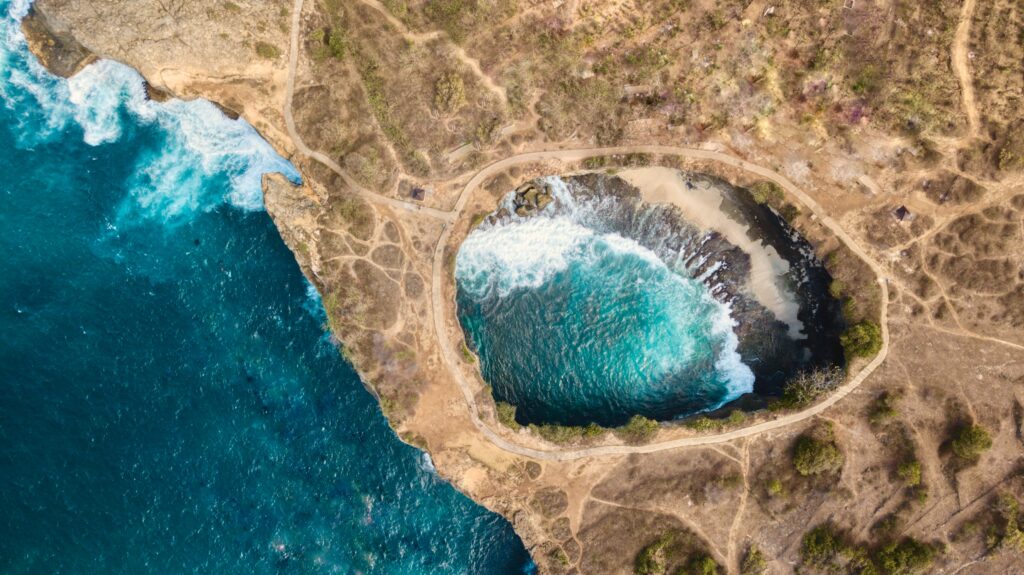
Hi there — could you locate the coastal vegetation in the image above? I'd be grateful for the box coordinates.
[739,545,767,575]
[840,320,884,359]
[634,532,719,575]
[254,41,280,59]
[774,366,845,410]
[800,524,938,575]
[491,399,661,445]
[792,423,844,477]
[950,424,993,461]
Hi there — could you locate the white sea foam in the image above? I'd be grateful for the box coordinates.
[2,3,300,221]
[458,176,756,403]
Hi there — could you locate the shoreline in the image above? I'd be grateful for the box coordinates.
[619,166,805,340]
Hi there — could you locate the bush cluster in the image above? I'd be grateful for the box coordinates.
[950,424,992,461]
[840,320,883,359]
[801,524,938,574]
[792,426,844,477]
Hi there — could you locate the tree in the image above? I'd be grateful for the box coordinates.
[434,71,466,114]
[875,538,936,575]
[840,321,883,358]
[951,424,992,461]
[793,432,844,476]
[779,366,844,408]
[801,524,844,567]
[897,460,922,487]
[616,414,659,444]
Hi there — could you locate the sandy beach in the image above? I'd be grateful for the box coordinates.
[618,167,805,339]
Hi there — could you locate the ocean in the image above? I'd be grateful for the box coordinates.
[0,1,531,572]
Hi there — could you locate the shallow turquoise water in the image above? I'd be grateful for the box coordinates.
[0,1,530,572]
[456,179,754,426]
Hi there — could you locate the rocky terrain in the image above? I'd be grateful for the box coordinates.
[25,0,1024,573]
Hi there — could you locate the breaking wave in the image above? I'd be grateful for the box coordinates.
[455,176,755,426]
[0,2,299,222]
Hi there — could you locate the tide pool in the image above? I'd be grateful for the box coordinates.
[0,1,530,572]
[456,178,754,427]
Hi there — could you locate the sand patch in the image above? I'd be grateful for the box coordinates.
[618,167,805,339]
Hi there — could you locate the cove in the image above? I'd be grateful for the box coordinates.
[456,173,845,427]
[0,1,531,572]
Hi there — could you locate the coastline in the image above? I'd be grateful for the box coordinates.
[619,166,805,340]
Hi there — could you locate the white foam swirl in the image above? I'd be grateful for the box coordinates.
[1,2,300,221]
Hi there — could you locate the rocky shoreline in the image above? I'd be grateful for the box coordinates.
[491,172,845,412]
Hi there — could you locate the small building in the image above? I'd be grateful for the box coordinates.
[893,205,914,222]
[410,187,426,202]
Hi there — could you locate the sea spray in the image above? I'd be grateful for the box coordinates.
[456,176,756,426]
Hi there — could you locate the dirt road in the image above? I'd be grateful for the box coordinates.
[429,146,891,461]
[953,0,980,135]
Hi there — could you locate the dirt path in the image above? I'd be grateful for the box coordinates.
[356,0,508,104]
[287,0,892,464]
[429,145,892,461]
[285,0,454,222]
[953,0,980,136]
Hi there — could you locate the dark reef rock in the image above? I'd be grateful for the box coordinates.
[514,172,845,408]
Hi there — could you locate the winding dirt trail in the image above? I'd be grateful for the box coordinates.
[285,0,892,460]
[429,146,891,461]
[356,0,508,104]
[953,0,980,136]
[285,0,454,222]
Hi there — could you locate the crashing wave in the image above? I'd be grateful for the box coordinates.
[455,176,756,421]
[1,2,299,221]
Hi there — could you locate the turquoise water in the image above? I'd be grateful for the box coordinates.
[0,2,530,572]
[456,178,754,426]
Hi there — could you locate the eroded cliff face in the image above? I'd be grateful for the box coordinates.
[24,1,1024,573]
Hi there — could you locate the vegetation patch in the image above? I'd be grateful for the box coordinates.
[950,424,993,462]
[792,423,844,477]
[254,41,281,59]
[614,415,660,444]
[495,401,519,430]
[775,366,845,410]
[840,320,883,359]
[633,532,719,575]
[800,523,939,575]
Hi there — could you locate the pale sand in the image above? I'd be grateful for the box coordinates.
[618,167,805,339]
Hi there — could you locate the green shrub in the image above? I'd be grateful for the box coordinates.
[685,554,719,575]
[840,321,883,359]
[875,538,936,575]
[616,414,659,444]
[634,534,673,575]
[793,430,844,476]
[530,422,605,444]
[459,341,475,363]
[951,424,992,461]
[868,391,900,427]
[766,477,784,498]
[327,30,346,59]
[495,401,519,430]
[740,545,768,575]
[255,41,281,59]
[801,524,845,567]
[749,181,784,206]
[897,460,922,488]
[994,493,1024,552]
[434,71,466,114]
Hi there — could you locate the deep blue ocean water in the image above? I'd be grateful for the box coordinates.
[456,178,754,427]
[0,1,530,572]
